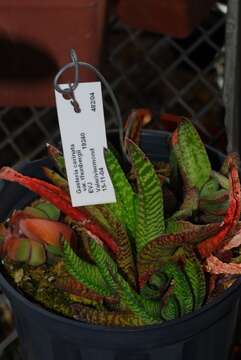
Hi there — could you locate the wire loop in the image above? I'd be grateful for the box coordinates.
[54,49,125,157]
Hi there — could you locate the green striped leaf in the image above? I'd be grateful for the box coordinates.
[161,294,179,321]
[63,241,113,297]
[138,222,220,279]
[211,171,229,190]
[89,239,160,324]
[127,140,165,253]
[72,304,145,326]
[104,148,136,236]
[89,238,119,295]
[183,253,206,310]
[162,263,193,316]
[75,206,137,288]
[172,119,211,190]
[200,177,219,197]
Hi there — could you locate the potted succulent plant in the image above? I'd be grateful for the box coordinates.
[116,0,217,38]
[0,116,241,360]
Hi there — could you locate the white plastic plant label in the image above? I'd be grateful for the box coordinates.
[55,82,116,207]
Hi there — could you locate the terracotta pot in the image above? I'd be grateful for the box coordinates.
[116,0,217,38]
[0,0,107,106]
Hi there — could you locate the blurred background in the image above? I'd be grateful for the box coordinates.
[0,0,241,358]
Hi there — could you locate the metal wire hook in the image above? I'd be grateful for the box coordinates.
[54,48,79,95]
[54,49,126,159]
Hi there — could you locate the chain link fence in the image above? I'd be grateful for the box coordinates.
[0,4,226,168]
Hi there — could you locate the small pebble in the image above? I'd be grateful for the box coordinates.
[14,269,24,284]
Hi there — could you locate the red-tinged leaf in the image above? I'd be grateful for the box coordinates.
[3,235,46,265]
[56,276,117,303]
[160,113,182,132]
[222,228,241,251]
[46,144,67,177]
[124,109,152,148]
[3,235,29,261]
[0,167,118,254]
[43,167,69,193]
[220,153,240,176]
[171,119,211,190]
[206,255,241,275]
[0,223,7,236]
[198,159,241,258]
[180,186,199,212]
[0,224,7,256]
[28,239,47,266]
[9,210,29,227]
[19,218,74,248]
[138,223,221,285]
[72,304,145,326]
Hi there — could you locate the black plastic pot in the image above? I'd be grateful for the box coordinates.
[0,130,240,360]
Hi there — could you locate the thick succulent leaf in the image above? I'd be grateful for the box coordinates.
[127,139,165,252]
[63,241,113,297]
[198,159,241,257]
[4,236,46,266]
[162,263,194,316]
[165,220,212,234]
[34,201,60,221]
[138,222,221,279]
[43,167,69,192]
[170,208,193,221]
[200,189,229,204]
[200,201,229,217]
[180,187,199,211]
[124,108,152,149]
[47,144,67,177]
[72,304,145,326]
[182,251,206,310]
[56,276,111,303]
[89,239,160,323]
[52,260,116,304]
[88,238,119,295]
[46,245,63,257]
[223,228,241,251]
[172,119,211,190]
[0,167,118,254]
[73,207,137,288]
[19,218,74,248]
[171,186,199,220]
[206,255,241,275]
[141,272,168,300]
[220,153,240,176]
[100,207,137,288]
[161,294,179,321]
[82,203,135,283]
[200,190,229,216]
[199,214,224,224]
[104,148,136,236]
[23,200,61,221]
[111,270,160,324]
[211,171,229,190]
[23,206,48,219]
[85,205,112,232]
[200,178,219,197]
[28,240,47,266]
